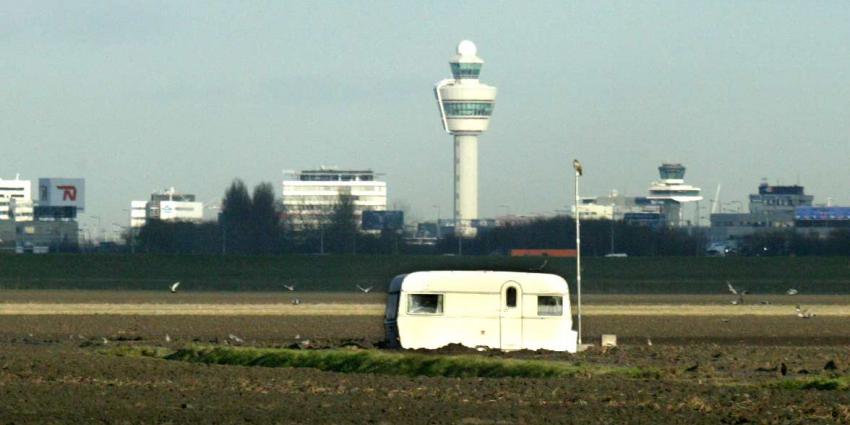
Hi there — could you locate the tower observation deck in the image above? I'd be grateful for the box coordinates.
[434,40,498,237]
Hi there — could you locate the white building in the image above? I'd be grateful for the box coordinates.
[646,163,703,225]
[435,40,498,238]
[130,188,203,228]
[0,176,32,221]
[282,168,387,230]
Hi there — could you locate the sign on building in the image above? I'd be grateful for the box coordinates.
[38,178,85,211]
[362,210,404,231]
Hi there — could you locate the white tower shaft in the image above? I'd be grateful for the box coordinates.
[454,135,478,233]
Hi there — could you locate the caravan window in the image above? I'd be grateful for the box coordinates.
[537,296,563,316]
[506,287,517,307]
[407,294,444,314]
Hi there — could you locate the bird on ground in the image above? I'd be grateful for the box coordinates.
[228,334,244,343]
[646,337,653,347]
[786,288,799,295]
[529,258,549,272]
[283,284,296,291]
[101,337,109,344]
[170,281,181,293]
[781,363,788,376]
[795,305,815,319]
[165,334,171,343]
[356,285,373,293]
[291,298,301,305]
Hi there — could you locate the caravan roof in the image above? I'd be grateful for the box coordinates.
[390,271,569,294]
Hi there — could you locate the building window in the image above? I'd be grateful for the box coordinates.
[443,102,494,117]
[407,294,444,314]
[506,287,517,308]
[450,62,482,78]
[537,296,563,316]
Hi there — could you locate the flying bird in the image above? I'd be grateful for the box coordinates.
[529,258,548,272]
[170,281,181,293]
[726,281,747,305]
[228,334,244,343]
[786,288,799,295]
[573,159,583,176]
[283,284,296,291]
[356,285,373,293]
[795,305,815,319]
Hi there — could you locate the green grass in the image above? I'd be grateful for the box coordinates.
[106,345,661,380]
[774,376,850,391]
[2,254,850,293]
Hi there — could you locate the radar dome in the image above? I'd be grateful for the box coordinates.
[456,40,477,56]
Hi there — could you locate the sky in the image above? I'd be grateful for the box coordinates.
[3,1,849,237]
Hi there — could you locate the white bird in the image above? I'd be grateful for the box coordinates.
[529,258,549,272]
[795,305,815,319]
[228,334,244,343]
[291,298,301,305]
[726,281,746,305]
[165,334,171,342]
[356,285,373,293]
[101,337,109,344]
[283,284,296,291]
[170,281,181,293]
[786,288,799,295]
[646,337,653,347]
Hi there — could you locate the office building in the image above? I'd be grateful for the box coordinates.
[282,168,387,230]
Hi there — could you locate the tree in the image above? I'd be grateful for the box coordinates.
[325,195,357,254]
[221,179,252,254]
[251,182,280,254]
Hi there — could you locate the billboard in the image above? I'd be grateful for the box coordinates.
[362,210,404,231]
[159,201,203,221]
[38,178,85,211]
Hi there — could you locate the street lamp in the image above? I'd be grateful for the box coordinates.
[572,158,583,346]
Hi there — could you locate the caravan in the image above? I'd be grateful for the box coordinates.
[384,271,578,353]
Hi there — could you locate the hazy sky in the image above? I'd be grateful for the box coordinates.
[3,1,849,236]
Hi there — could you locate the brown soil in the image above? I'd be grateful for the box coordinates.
[1,298,850,423]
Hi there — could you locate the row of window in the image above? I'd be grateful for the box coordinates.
[407,293,564,316]
[443,102,494,117]
[450,63,482,79]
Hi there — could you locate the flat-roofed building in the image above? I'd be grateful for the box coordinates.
[282,167,387,230]
[0,176,31,221]
[130,188,203,228]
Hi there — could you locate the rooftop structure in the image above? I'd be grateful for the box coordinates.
[435,40,498,237]
[647,163,702,225]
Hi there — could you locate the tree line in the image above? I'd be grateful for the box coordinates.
[134,179,850,256]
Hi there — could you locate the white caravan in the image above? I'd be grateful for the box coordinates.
[384,271,577,353]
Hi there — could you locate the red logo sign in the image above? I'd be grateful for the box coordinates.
[57,185,77,201]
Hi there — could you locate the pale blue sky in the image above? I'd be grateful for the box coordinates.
[3,1,849,235]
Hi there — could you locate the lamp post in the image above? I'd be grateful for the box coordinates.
[573,159,583,346]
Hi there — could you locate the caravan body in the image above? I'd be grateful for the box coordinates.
[384,271,577,353]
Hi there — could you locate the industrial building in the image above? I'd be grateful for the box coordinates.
[130,187,204,228]
[281,168,387,230]
[709,182,814,242]
[434,40,498,237]
[0,176,84,252]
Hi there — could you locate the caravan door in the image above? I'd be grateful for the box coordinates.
[499,281,523,350]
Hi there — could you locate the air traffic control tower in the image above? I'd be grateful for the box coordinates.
[435,40,498,237]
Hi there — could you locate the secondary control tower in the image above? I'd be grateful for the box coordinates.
[434,40,498,237]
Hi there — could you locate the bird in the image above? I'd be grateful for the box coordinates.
[781,363,788,376]
[786,288,799,295]
[291,298,302,305]
[795,305,815,319]
[165,334,171,342]
[726,281,747,305]
[170,281,181,293]
[646,337,653,347]
[529,258,548,272]
[283,284,296,292]
[573,159,583,176]
[228,334,244,343]
[356,285,373,293]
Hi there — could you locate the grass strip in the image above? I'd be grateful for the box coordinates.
[106,345,660,380]
[773,376,850,391]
